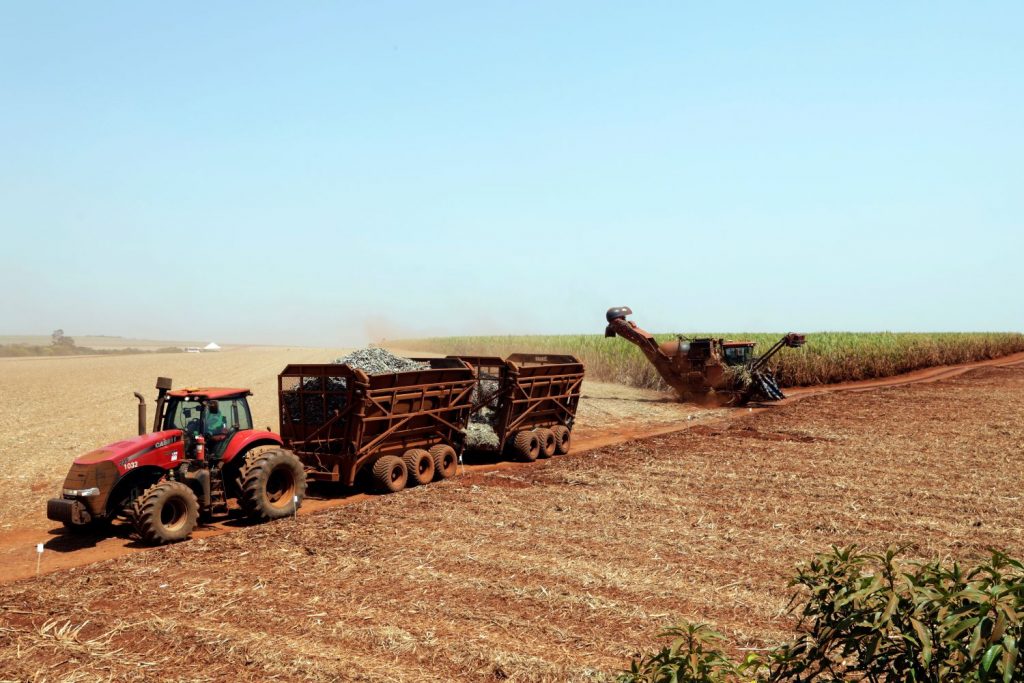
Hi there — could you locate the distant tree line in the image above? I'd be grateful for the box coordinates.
[0,329,182,358]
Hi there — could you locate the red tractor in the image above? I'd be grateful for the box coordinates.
[47,377,307,544]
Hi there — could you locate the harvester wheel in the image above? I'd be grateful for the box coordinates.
[429,444,458,480]
[551,425,571,455]
[535,428,556,458]
[403,449,435,486]
[372,456,407,493]
[239,449,307,521]
[132,481,199,545]
[511,430,540,462]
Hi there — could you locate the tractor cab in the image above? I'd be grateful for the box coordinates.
[161,388,254,459]
[721,342,756,367]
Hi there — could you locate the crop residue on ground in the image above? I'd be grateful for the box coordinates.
[1,364,1022,681]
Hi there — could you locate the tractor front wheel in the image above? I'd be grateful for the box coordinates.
[239,449,307,521]
[132,481,199,545]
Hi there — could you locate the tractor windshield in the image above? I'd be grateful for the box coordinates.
[164,399,204,434]
[723,346,754,366]
[164,397,253,434]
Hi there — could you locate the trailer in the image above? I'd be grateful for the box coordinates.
[278,358,475,492]
[451,353,584,461]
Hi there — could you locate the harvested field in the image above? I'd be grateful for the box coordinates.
[1,361,1022,681]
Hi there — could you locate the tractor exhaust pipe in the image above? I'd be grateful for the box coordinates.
[153,377,173,433]
[133,392,146,436]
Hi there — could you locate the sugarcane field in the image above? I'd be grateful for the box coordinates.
[2,4,1022,682]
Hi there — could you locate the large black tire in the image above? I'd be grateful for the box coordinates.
[372,456,407,493]
[511,430,540,462]
[551,425,571,455]
[132,481,199,545]
[535,428,556,459]
[239,449,307,521]
[403,449,435,486]
[429,444,458,480]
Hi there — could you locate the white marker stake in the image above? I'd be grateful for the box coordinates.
[35,543,44,577]
[293,495,299,520]
[458,454,465,476]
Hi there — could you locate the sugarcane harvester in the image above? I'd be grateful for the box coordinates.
[604,307,806,405]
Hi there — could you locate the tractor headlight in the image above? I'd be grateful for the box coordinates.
[63,487,100,497]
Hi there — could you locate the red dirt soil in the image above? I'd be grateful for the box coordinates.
[1,361,1022,680]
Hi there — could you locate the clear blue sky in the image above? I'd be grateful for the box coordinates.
[1,2,1021,345]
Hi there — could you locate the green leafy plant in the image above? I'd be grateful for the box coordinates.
[773,546,1024,682]
[619,622,764,683]
[620,548,1024,683]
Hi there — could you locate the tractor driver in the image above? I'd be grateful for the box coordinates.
[203,400,229,438]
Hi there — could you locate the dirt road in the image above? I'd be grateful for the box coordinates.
[1,351,1021,585]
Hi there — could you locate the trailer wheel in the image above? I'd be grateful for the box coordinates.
[511,430,540,462]
[535,428,556,458]
[429,445,458,480]
[372,456,407,493]
[132,481,198,545]
[551,425,571,455]
[239,449,307,521]
[403,449,435,486]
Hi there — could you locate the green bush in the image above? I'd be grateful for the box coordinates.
[620,547,1024,682]
[618,622,762,683]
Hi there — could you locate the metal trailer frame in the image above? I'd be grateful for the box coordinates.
[278,358,475,485]
[451,353,584,452]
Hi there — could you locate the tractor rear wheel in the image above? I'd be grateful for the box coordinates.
[511,430,540,462]
[535,428,556,458]
[403,449,435,486]
[239,449,307,521]
[132,481,199,545]
[372,456,407,493]
[551,425,571,455]
[429,444,458,480]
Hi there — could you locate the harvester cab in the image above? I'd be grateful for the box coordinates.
[47,376,305,545]
[722,342,755,366]
[604,306,806,405]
